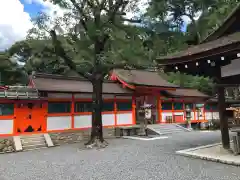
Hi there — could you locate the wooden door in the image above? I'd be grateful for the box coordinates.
[15,101,47,134]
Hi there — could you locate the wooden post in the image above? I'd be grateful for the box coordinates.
[217,84,230,149]
[216,68,230,149]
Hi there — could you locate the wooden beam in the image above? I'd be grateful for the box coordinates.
[158,42,240,65]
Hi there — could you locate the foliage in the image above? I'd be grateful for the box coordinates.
[8,39,71,75]
[189,0,240,40]
[0,52,28,85]
[165,71,214,95]
[27,0,154,77]
[147,0,218,43]
[3,0,240,96]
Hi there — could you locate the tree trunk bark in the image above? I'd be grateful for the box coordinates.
[85,77,108,148]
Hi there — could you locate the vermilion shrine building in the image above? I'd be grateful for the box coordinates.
[0,69,223,136]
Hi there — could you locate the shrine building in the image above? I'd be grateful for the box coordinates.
[0,69,222,136]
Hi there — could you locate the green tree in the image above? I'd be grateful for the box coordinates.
[189,0,240,40]
[29,0,152,147]
[147,0,218,44]
[8,39,71,75]
[0,52,27,85]
[165,71,214,95]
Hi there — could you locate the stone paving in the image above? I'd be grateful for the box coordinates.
[176,142,240,166]
[0,130,240,180]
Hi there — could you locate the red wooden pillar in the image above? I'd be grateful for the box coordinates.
[171,98,174,123]
[158,95,162,123]
[114,96,117,126]
[132,95,136,125]
[193,103,196,121]
[71,94,75,129]
[182,99,185,123]
[203,103,206,122]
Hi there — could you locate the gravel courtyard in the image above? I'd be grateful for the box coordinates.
[0,131,240,180]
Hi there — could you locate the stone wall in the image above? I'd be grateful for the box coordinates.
[49,128,116,146]
[0,138,15,153]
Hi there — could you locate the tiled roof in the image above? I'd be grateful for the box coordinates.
[165,88,209,98]
[31,73,132,94]
[157,32,240,64]
[112,69,179,88]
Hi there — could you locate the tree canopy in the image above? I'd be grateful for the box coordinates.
[2,0,240,95]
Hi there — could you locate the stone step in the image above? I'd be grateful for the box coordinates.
[21,139,46,145]
[21,135,45,140]
[157,129,185,133]
[153,128,184,132]
[22,143,47,150]
[148,125,181,129]
[13,133,54,152]
[23,147,48,152]
[147,124,189,135]
[20,134,48,151]
[150,126,180,129]
[21,136,45,141]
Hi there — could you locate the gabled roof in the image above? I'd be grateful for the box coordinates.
[202,3,240,43]
[30,73,132,94]
[157,32,240,64]
[157,4,240,65]
[111,69,179,88]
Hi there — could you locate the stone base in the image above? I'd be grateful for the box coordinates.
[49,128,115,146]
[0,137,15,153]
[176,142,240,166]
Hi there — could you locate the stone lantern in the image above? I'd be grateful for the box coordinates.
[185,105,192,129]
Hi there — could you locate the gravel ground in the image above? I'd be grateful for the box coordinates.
[0,130,240,180]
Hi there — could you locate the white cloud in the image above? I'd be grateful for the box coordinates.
[0,0,32,51]
[0,0,151,51]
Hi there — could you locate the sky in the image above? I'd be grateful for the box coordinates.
[0,0,191,52]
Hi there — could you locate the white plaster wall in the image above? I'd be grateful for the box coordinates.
[174,112,184,116]
[161,112,172,123]
[205,112,213,121]
[0,120,13,134]
[74,115,92,128]
[117,113,132,125]
[47,116,71,131]
[102,114,115,126]
[212,112,219,120]
[191,112,195,120]
[195,110,204,120]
